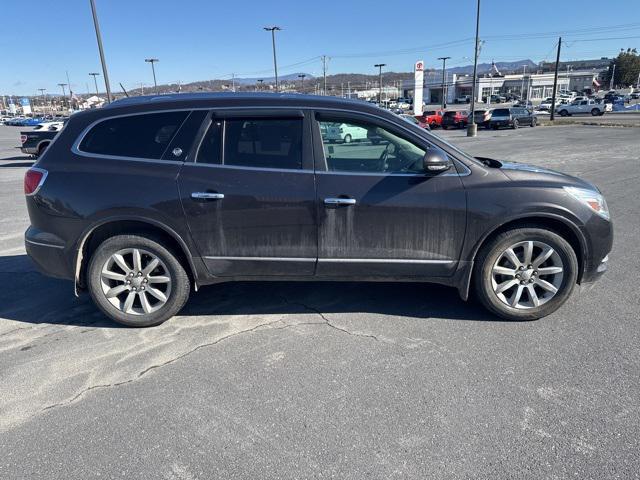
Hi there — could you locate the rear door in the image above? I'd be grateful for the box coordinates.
[312,111,466,277]
[178,110,317,277]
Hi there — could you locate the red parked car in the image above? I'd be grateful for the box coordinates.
[416,109,444,128]
[441,110,469,129]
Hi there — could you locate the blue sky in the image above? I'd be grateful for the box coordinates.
[1,0,639,95]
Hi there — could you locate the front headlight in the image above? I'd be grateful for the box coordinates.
[563,186,610,220]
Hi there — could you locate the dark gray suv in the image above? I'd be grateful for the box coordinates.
[24,93,612,326]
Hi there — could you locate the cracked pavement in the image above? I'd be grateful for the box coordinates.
[0,125,638,479]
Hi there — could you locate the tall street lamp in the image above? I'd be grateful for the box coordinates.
[438,56,451,109]
[298,74,306,93]
[58,83,68,109]
[374,63,386,104]
[467,0,481,137]
[264,26,281,92]
[89,72,101,95]
[257,79,264,92]
[89,0,112,103]
[145,58,159,94]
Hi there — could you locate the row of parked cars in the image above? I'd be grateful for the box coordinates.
[411,107,537,130]
[1,114,68,126]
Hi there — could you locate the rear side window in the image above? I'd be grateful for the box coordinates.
[79,111,189,159]
[493,108,510,116]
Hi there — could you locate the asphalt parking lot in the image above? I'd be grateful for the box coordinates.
[0,124,638,479]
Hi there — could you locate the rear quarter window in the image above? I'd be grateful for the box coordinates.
[78,111,189,159]
[493,108,510,116]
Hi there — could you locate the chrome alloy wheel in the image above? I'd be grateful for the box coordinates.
[100,248,172,315]
[491,240,564,309]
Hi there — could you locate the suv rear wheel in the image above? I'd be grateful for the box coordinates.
[87,234,190,327]
[474,228,578,321]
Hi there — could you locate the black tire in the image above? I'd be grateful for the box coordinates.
[559,110,568,117]
[343,134,352,144]
[430,121,436,129]
[530,118,536,127]
[591,108,599,116]
[473,227,578,321]
[442,125,449,130]
[87,234,190,327]
[512,119,519,129]
[36,142,50,158]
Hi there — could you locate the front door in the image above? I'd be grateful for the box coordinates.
[313,112,467,277]
[178,110,317,276]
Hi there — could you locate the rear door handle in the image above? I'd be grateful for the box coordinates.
[191,192,225,200]
[324,197,356,206]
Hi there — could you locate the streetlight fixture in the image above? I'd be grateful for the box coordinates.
[257,79,264,92]
[89,72,101,95]
[145,58,160,94]
[89,0,112,103]
[467,0,481,137]
[374,63,386,104]
[263,26,281,92]
[298,74,306,93]
[437,56,451,109]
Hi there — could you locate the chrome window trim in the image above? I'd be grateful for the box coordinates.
[70,105,470,175]
[183,163,314,174]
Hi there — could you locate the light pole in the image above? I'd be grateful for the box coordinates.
[89,72,100,95]
[520,65,528,99]
[438,56,451,109]
[89,0,112,103]
[374,63,386,104]
[467,0,481,137]
[145,58,159,94]
[58,83,68,110]
[38,89,47,115]
[298,74,306,93]
[264,26,281,92]
[257,79,263,92]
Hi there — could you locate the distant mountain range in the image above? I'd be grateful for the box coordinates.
[447,60,538,76]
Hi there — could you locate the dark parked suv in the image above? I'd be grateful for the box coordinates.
[489,107,536,129]
[24,93,612,326]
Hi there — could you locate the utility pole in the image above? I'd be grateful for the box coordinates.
[66,70,73,103]
[550,37,562,121]
[231,73,236,92]
[89,0,112,103]
[467,0,481,137]
[348,81,351,98]
[257,79,263,91]
[89,72,100,95]
[438,56,451,109]
[264,26,281,91]
[322,55,328,95]
[298,74,306,93]
[609,63,616,90]
[374,63,386,104]
[520,65,528,99]
[145,58,159,94]
[139,83,145,95]
[57,83,68,109]
[38,89,46,114]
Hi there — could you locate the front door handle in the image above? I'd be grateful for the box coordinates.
[324,197,356,206]
[191,192,225,200]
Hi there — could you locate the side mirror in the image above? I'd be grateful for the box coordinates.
[423,147,452,173]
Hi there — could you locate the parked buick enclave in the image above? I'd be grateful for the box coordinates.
[24,93,612,326]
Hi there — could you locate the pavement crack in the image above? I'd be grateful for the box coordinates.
[39,318,284,412]
[278,295,383,343]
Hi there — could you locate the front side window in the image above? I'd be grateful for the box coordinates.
[225,118,303,169]
[79,111,189,159]
[318,118,429,174]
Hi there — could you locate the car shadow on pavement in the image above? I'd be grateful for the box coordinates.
[0,161,35,168]
[0,254,499,328]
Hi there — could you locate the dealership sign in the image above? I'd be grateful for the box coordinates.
[414,60,424,116]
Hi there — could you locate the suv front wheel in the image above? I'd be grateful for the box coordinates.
[87,234,190,327]
[474,228,578,321]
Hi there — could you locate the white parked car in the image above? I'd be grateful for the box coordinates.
[556,99,611,116]
[32,121,64,131]
[321,122,371,143]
